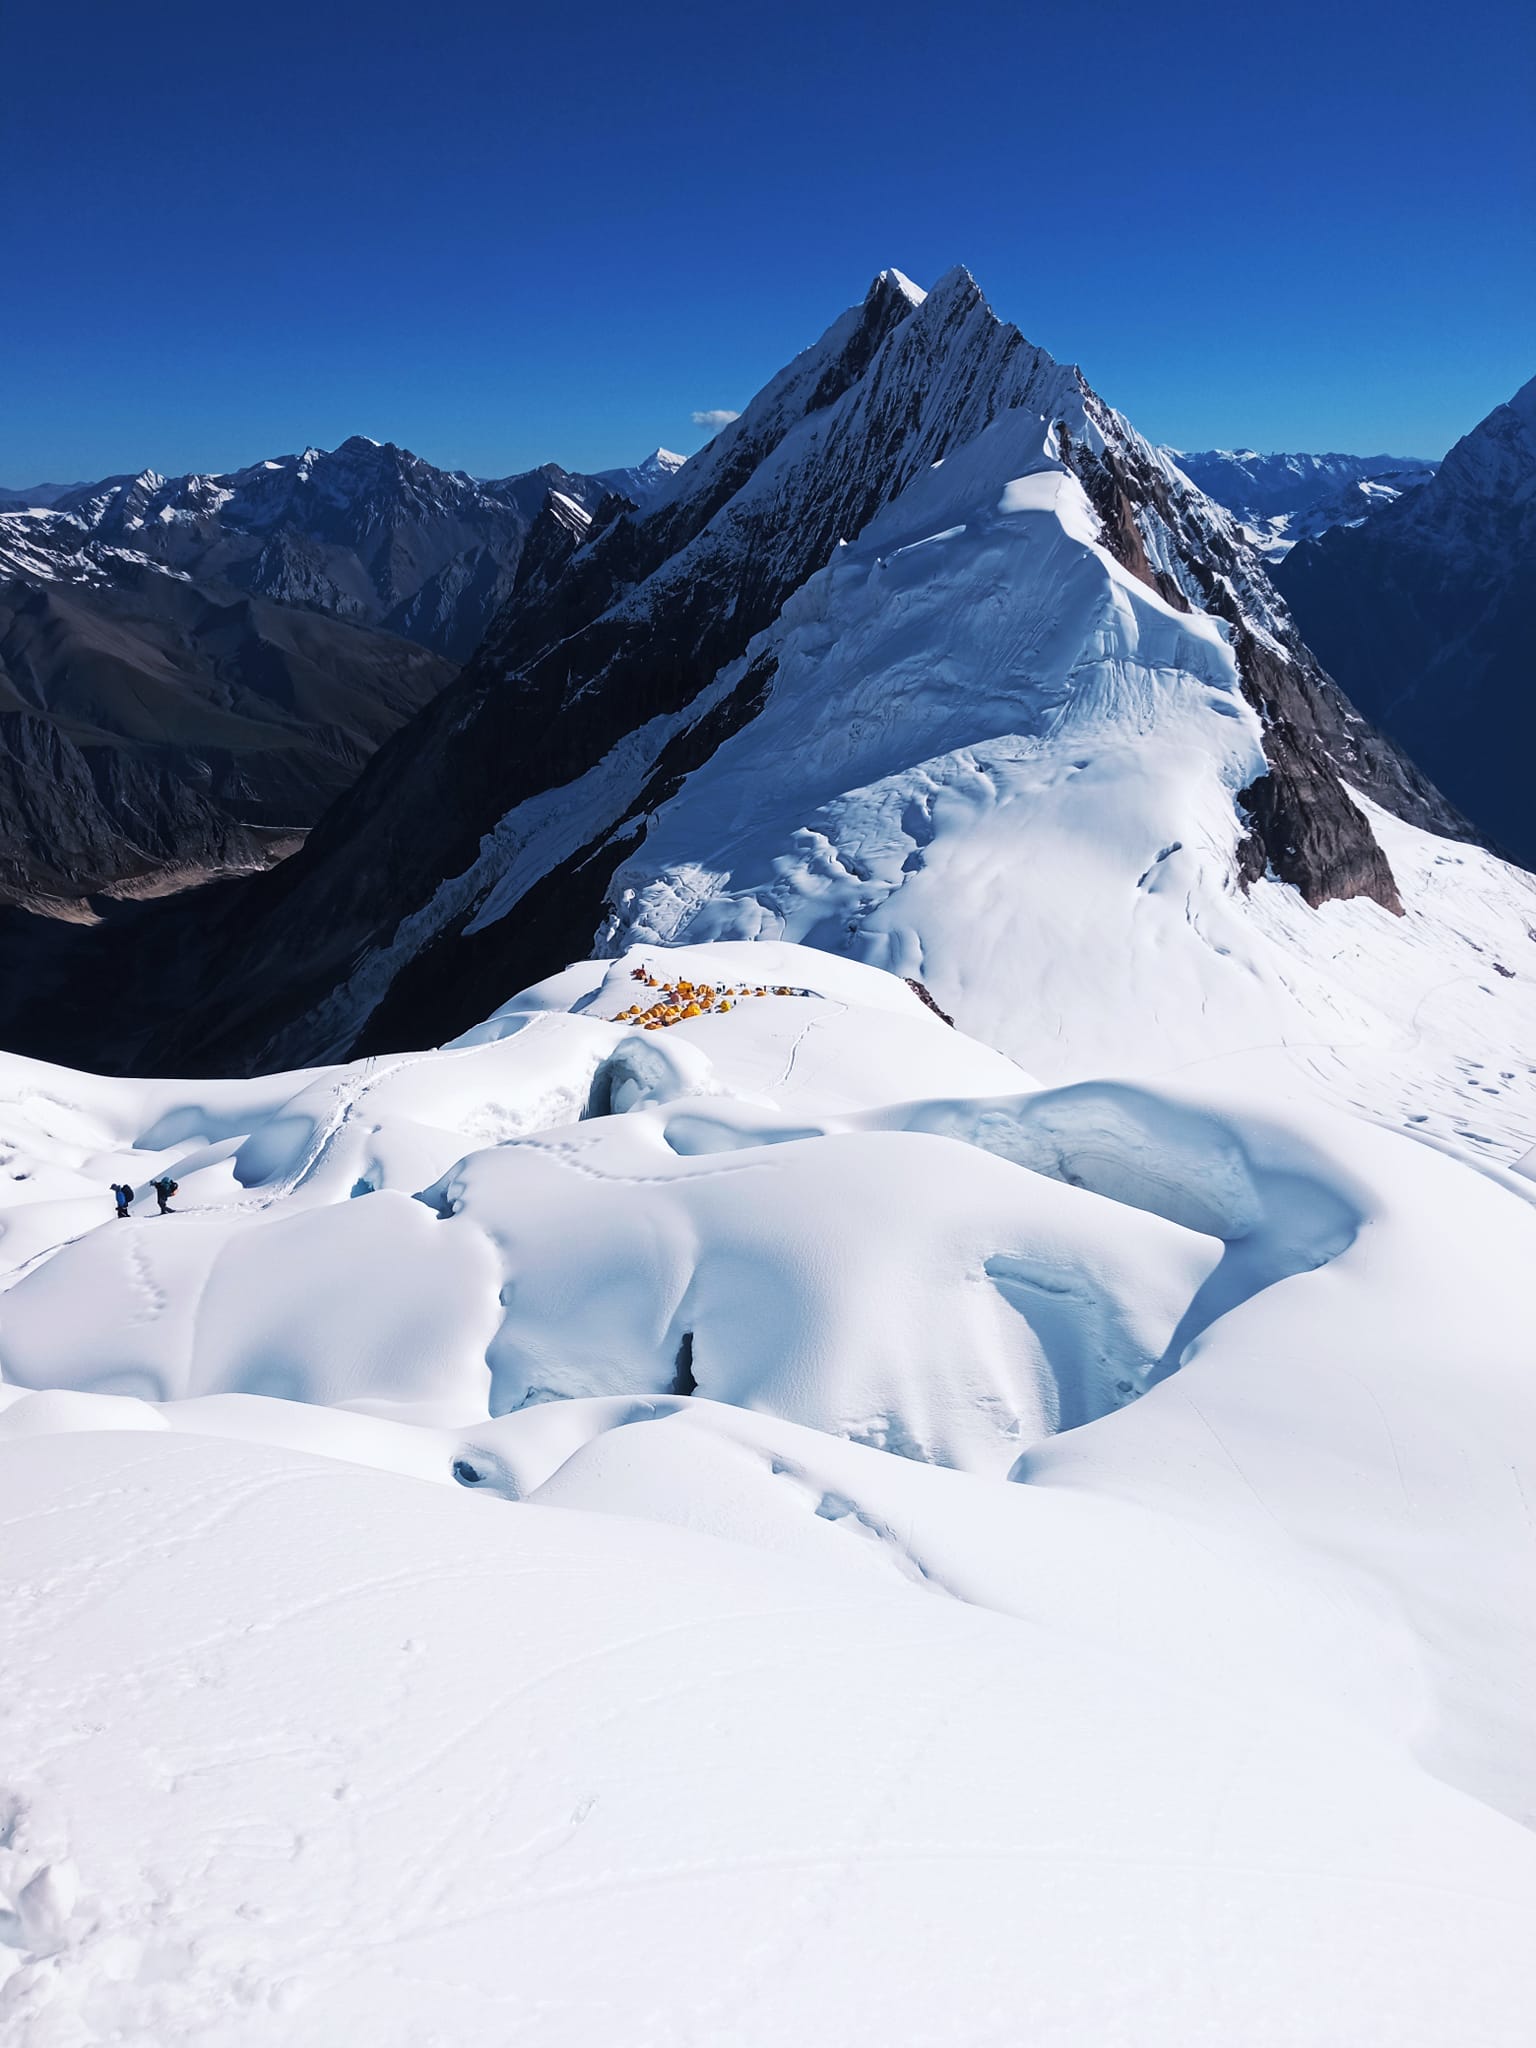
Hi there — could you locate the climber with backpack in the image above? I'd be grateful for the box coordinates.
[111,1182,134,1219]
[150,1175,179,1214]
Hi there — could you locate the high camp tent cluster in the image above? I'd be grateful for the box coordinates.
[611,964,811,1030]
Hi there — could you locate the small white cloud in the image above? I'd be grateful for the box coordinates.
[691,409,740,432]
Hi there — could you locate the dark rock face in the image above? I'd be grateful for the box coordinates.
[350,653,781,1057]
[0,875,259,1072]
[905,980,955,1027]
[0,569,455,906]
[14,271,1482,1075]
[1275,377,1536,868]
[0,706,260,908]
[389,547,519,663]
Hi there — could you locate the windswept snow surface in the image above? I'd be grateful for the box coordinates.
[2,941,1536,2042]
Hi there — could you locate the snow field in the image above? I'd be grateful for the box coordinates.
[2,939,1535,2042]
[2,1428,1534,2047]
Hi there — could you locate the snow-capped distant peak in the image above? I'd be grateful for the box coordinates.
[879,267,927,307]
[593,448,690,503]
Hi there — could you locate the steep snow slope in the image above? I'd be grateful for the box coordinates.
[1276,373,1536,865]
[585,414,1536,1154]
[137,267,1469,1078]
[1,941,1534,2042]
[1173,448,1435,556]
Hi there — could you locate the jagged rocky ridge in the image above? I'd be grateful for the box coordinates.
[114,265,1479,1078]
[1276,375,1536,867]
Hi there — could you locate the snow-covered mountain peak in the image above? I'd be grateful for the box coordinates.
[924,262,981,301]
[144,261,1485,1085]
[593,447,688,504]
[111,469,167,528]
[877,265,927,306]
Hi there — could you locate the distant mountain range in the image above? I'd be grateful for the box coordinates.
[1171,449,1437,558]
[0,438,686,661]
[0,480,91,510]
[0,440,684,905]
[1275,378,1536,865]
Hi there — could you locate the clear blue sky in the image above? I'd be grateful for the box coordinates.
[5,0,1532,483]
